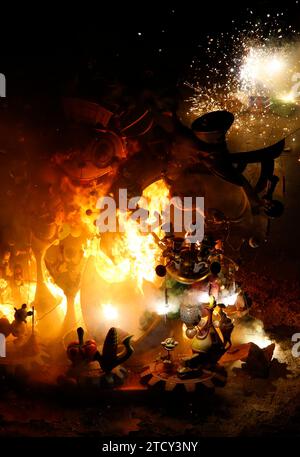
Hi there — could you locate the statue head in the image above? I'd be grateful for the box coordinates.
[192,110,234,144]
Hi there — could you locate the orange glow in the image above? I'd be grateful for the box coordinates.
[44,271,83,324]
[44,272,67,318]
[101,303,119,322]
[83,179,170,290]
[0,303,15,322]
[0,281,36,322]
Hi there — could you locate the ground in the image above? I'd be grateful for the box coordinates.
[0,335,299,437]
[0,267,299,438]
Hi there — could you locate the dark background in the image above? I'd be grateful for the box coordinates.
[1,1,300,97]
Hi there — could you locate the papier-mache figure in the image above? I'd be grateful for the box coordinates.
[191,110,284,217]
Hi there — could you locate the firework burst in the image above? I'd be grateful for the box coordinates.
[183,10,300,147]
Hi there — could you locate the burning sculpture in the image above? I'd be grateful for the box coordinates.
[0,94,286,392]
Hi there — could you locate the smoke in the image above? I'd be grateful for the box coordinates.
[231,316,273,349]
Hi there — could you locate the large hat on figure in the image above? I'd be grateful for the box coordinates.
[192,110,234,144]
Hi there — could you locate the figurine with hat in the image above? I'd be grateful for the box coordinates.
[191,110,285,218]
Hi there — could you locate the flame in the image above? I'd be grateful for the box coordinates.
[19,281,37,305]
[44,273,83,325]
[45,274,67,318]
[83,179,170,290]
[74,291,83,325]
[102,303,119,322]
[71,178,114,239]
[0,281,37,322]
[0,279,8,290]
[0,303,15,322]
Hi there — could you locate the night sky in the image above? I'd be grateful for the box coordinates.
[1,1,300,96]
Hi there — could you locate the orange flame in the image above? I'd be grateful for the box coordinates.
[44,272,83,325]
[83,179,170,290]
[0,281,36,322]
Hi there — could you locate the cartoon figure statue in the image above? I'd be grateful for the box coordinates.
[217,304,234,349]
[13,304,33,324]
[94,327,134,385]
[0,304,34,341]
[191,110,285,217]
[160,337,179,370]
[182,297,233,370]
[62,327,134,388]
[10,304,34,339]
[161,337,179,359]
[67,327,98,366]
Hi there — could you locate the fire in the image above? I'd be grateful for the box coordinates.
[0,280,36,323]
[74,292,83,324]
[0,303,15,322]
[44,273,82,324]
[45,274,67,317]
[0,279,8,290]
[83,179,170,290]
[102,303,119,321]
